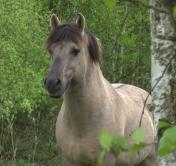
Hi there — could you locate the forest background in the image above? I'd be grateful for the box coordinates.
[0,0,151,165]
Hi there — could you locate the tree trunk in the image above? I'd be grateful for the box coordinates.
[150,0,176,165]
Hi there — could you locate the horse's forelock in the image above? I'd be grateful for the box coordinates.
[46,24,82,48]
[46,23,101,64]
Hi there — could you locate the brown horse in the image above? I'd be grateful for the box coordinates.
[44,14,156,166]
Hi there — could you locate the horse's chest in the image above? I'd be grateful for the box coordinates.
[59,135,100,164]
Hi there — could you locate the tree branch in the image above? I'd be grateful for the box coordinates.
[139,56,175,127]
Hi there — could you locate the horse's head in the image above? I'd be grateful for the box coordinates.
[44,14,101,98]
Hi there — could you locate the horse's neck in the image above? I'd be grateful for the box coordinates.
[63,64,108,133]
[64,64,106,109]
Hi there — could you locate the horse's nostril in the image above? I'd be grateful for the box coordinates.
[44,77,62,94]
[56,79,61,85]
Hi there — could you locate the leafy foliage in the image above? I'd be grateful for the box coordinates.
[112,136,127,154]
[129,142,147,153]
[157,120,174,129]
[98,150,106,166]
[100,130,114,151]
[158,122,176,156]
[131,127,145,144]
[99,128,146,166]
[104,0,116,8]
[0,0,50,119]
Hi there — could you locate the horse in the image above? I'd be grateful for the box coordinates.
[44,14,156,166]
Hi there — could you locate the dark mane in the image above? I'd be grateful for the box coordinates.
[46,23,101,64]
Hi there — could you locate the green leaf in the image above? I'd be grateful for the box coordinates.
[159,126,176,156]
[130,143,147,153]
[112,136,127,154]
[104,0,116,8]
[132,128,145,144]
[98,150,106,166]
[157,121,173,129]
[100,130,114,151]
[159,140,174,156]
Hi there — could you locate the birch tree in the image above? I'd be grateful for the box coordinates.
[150,0,176,165]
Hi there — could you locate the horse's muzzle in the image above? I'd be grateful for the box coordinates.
[44,77,65,98]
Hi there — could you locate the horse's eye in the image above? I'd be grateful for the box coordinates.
[71,48,80,56]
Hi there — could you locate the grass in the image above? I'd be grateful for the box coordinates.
[0,103,62,166]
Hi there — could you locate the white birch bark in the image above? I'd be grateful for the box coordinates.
[150,0,176,165]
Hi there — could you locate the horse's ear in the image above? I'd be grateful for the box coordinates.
[76,14,85,33]
[51,14,61,30]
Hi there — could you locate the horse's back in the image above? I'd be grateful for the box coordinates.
[112,83,151,106]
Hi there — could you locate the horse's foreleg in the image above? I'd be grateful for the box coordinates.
[136,154,157,166]
[104,152,116,166]
[61,153,74,166]
[136,147,157,166]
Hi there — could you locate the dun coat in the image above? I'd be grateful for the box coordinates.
[44,14,156,166]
